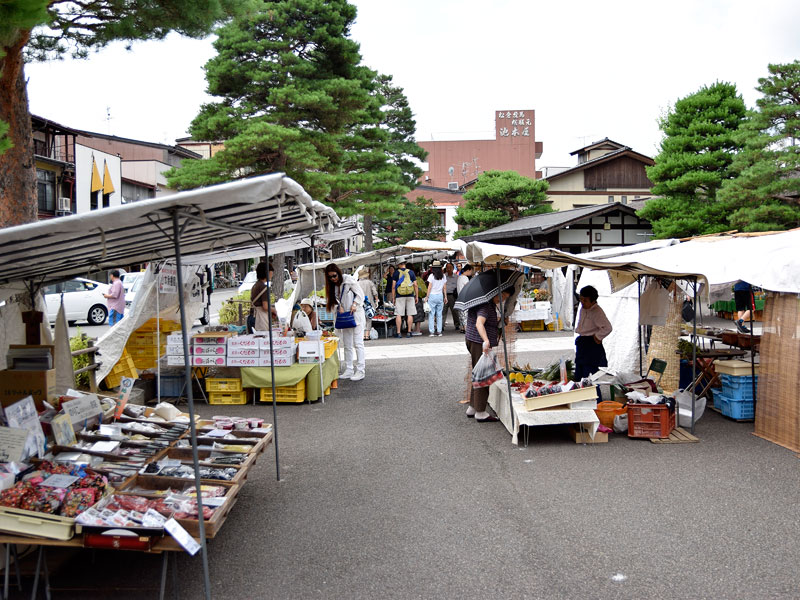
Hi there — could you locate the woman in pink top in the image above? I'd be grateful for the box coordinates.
[574,285,612,380]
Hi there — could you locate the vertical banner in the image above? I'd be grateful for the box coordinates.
[115,376,136,419]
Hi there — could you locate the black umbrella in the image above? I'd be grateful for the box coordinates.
[454,268,523,311]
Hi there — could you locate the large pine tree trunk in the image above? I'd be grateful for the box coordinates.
[0,34,37,226]
[363,214,374,251]
[271,252,285,299]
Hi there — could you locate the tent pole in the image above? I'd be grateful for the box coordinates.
[637,276,643,376]
[495,265,515,431]
[156,267,161,404]
[311,235,325,405]
[263,233,281,481]
[170,210,212,600]
[749,288,756,407]
[691,277,698,435]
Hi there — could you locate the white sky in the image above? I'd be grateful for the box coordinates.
[26,0,800,170]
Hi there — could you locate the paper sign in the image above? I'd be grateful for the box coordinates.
[203,497,226,507]
[63,394,103,424]
[4,396,46,459]
[40,474,79,488]
[114,377,135,419]
[0,427,30,463]
[165,518,201,555]
[51,414,77,447]
[159,265,178,294]
[90,441,120,453]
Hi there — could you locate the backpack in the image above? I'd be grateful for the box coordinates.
[396,269,415,295]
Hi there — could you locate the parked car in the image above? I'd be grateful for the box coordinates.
[44,278,110,325]
[122,272,144,311]
[238,269,295,294]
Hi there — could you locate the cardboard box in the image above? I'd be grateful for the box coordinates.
[0,368,56,410]
[259,355,295,367]
[260,346,294,358]
[568,425,608,444]
[166,355,188,366]
[297,341,323,364]
[191,344,227,356]
[227,347,261,358]
[166,333,184,344]
[191,332,233,345]
[191,356,226,366]
[227,335,259,349]
[165,344,187,356]
[259,336,294,350]
[226,356,260,367]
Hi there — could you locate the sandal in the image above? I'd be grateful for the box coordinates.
[457,398,470,404]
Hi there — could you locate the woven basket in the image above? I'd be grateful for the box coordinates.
[644,288,681,393]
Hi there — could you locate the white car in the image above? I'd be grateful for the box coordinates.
[238,269,295,294]
[44,278,110,325]
[122,272,144,310]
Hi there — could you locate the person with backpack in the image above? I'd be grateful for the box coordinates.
[358,268,379,340]
[391,259,418,338]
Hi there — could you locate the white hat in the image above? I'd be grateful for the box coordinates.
[299,297,314,307]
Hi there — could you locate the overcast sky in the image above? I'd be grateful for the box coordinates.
[26,0,800,171]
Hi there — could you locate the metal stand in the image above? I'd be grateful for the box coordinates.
[262,233,281,481]
[29,546,50,600]
[3,543,23,599]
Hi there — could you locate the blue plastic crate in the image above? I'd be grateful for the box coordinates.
[317,307,335,322]
[158,374,186,397]
[714,392,754,420]
[720,373,758,400]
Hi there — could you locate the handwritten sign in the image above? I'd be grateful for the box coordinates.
[0,427,30,463]
[51,414,77,447]
[165,518,201,555]
[114,377,135,419]
[4,396,46,458]
[62,393,103,424]
[159,265,178,294]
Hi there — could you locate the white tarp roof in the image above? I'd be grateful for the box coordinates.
[0,174,338,298]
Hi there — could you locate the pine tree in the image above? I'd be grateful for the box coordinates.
[377,196,445,247]
[638,82,747,238]
[453,170,551,239]
[718,61,800,231]
[0,0,244,226]
[167,0,424,234]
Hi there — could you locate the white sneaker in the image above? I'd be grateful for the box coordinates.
[429,333,435,337]
[350,370,365,381]
[340,369,354,379]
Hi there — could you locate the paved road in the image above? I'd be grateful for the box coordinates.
[21,328,799,599]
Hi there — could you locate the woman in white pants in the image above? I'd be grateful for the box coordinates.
[324,263,366,381]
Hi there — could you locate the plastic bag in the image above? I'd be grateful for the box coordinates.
[472,352,503,388]
[613,412,628,434]
[369,328,379,340]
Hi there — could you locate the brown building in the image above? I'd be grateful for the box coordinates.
[545,138,654,211]
[411,109,544,240]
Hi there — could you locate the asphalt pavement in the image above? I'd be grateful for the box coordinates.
[15,326,799,599]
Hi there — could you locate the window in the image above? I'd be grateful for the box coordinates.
[90,191,99,210]
[64,280,84,293]
[437,209,446,228]
[37,169,56,212]
[102,193,111,208]
[607,195,614,203]
[621,195,628,204]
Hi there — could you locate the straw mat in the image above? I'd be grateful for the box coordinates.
[644,289,682,392]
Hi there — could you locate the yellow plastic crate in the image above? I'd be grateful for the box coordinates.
[520,320,545,331]
[260,380,305,403]
[206,378,242,392]
[137,318,181,332]
[132,357,158,370]
[546,318,563,331]
[324,339,338,359]
[126,345,165,359]
[105,349,137,388]
[128,332,168,346]
[208,391,248,405]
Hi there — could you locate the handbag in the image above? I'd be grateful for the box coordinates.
[334,285,357,329]
[364,296,376,319]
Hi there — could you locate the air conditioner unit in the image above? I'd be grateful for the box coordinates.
[56,197,72,212]
[447,182,459,191]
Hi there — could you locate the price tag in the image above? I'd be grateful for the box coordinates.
[164,518,201,555]
[40,474,80,488]
[63,394,103,424]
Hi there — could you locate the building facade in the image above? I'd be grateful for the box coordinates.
[545,138,654,211]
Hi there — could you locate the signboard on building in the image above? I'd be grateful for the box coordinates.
[496,110,534,139]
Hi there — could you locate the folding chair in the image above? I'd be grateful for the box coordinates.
[645,358,667,387]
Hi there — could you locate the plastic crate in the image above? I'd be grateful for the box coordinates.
[520,320,545,331]
[208,391,248,405]
[158,374,186,397]
[105,349,137,388]
[627,403,675,439]
[714,392,755,420]
[719,374,758,400]
[128,332,168,346]
[324,338,338,359]
[260,380,305,403]
[517,298,536,310]
[317,308,335,322]
[127,345,165,359]
[546,318,563,331]
[206,378,242,392]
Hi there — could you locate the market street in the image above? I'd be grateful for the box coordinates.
[18,333,799,600]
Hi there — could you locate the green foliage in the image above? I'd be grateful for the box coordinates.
[69,330,91,389]
[640,82,747,238]
[167,0,423,225]
[218,290,250,325]
[453,170,551,239]
[718,61,800,231]
[378,196,445,245]
[0,119,10,156]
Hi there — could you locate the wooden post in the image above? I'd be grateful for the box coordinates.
[87,340,97,393]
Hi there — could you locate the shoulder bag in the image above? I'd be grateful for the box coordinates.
[334,285,357,329]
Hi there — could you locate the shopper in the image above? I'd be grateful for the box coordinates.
[425,260,446,336]
[574,285,612,381]
[292,298,318,333]
[325,263,366,381]
[443,262,459,331]
[391,260,418,338]
[358,268,379,341]
[103,269,125,326]
[464,290,510,422]
[456,264,474,333]
[250,262,272,332]
[733,281,753,333]
[382,266,395,304]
